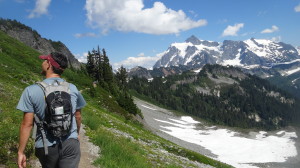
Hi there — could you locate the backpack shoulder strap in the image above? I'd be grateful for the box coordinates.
[33,82,49,155]
[58,81,71,93]
[36,81,47,90]
[34,114,48,155]
[36,81,49,95]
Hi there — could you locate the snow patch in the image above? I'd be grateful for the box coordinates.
[155,116,298,168]
[171,42,192,58]
[180,116,200,124]
[221,49,242,66]
[141,105,157,111]
[193,68,202,73]
[292,78,300,84]
[281,67,300,76]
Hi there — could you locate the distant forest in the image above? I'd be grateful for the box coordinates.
[128,64,300,130]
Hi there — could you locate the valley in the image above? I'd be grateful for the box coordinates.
[135,98,300,168]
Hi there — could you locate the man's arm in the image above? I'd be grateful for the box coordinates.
[18,112,34,168]
[75,109,82,135]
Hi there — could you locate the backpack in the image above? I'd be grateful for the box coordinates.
[33,80,73,155]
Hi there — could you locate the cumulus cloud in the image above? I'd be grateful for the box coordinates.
[261,25,279,34]
[74,32,97,38]
[295,4,300,12]
[84,0,207,35]
[75,52,88,63]
[113,53,162,69]
[28,0,51,18]
[222,23,244,37]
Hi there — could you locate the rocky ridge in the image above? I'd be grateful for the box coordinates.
[0,19,81,69]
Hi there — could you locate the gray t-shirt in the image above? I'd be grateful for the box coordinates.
[17,77,86,148]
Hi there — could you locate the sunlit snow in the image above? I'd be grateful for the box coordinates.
[221,49,243,66]
[172,42,191,58]
[281,67,300,76]
[141,105,157,111]
[155,116,297,168]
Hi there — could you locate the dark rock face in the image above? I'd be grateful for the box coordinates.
[128,66,152,79]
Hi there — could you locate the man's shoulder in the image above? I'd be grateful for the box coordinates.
[25,83,43,91]
[68,83,79,93]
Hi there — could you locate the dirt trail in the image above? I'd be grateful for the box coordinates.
[79,124,100,168]
[30,124,100,168]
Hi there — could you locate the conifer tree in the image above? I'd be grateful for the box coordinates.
[102,48,114,84]
[116,65,127,90]
[86,51,95,79]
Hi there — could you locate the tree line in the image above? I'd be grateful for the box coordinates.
[85,46,140,116]
[128,64,300,130]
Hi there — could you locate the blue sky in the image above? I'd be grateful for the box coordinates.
[1,0,300,69]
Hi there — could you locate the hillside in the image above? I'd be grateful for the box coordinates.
[128,64,300,130]
[0,29,231,167]
[0,18,81,69]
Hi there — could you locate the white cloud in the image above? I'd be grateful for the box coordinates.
[84,0,207,35]
[28,0,51,18]
[270,36,282,42]
[75,52,88,63]
[261,25,279,34]
[74,32,97,38]
[222,23,244,37]
[295,4,300,12]
[113,53,161,69]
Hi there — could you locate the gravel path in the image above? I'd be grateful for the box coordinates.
[79,124,100,168]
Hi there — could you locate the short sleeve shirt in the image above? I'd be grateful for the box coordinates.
[17,77,86,148]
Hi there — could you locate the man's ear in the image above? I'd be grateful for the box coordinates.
[46,61,52,70]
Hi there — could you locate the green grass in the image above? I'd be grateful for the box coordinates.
[0,30,233,168]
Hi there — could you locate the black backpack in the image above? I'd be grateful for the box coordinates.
[34,80,73,155]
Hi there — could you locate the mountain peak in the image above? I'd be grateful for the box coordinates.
[185,35,201,45]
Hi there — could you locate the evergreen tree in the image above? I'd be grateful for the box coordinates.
[116,65,127,90]
[102,48,114,84]
[86,51,95,79]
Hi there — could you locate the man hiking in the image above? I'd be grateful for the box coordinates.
[17,52,86,168]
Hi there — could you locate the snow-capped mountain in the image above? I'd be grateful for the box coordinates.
[152,35,300,98]
[154,35,300,71]
[154,35,221,69]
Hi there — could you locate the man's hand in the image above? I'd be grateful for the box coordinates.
[18,112,33,168]
[17,152,26,168]
[75,109,82,135]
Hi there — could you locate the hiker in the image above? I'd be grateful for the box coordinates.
[17,52,86,168]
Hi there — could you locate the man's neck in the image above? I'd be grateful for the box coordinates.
[46,73,61,79]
